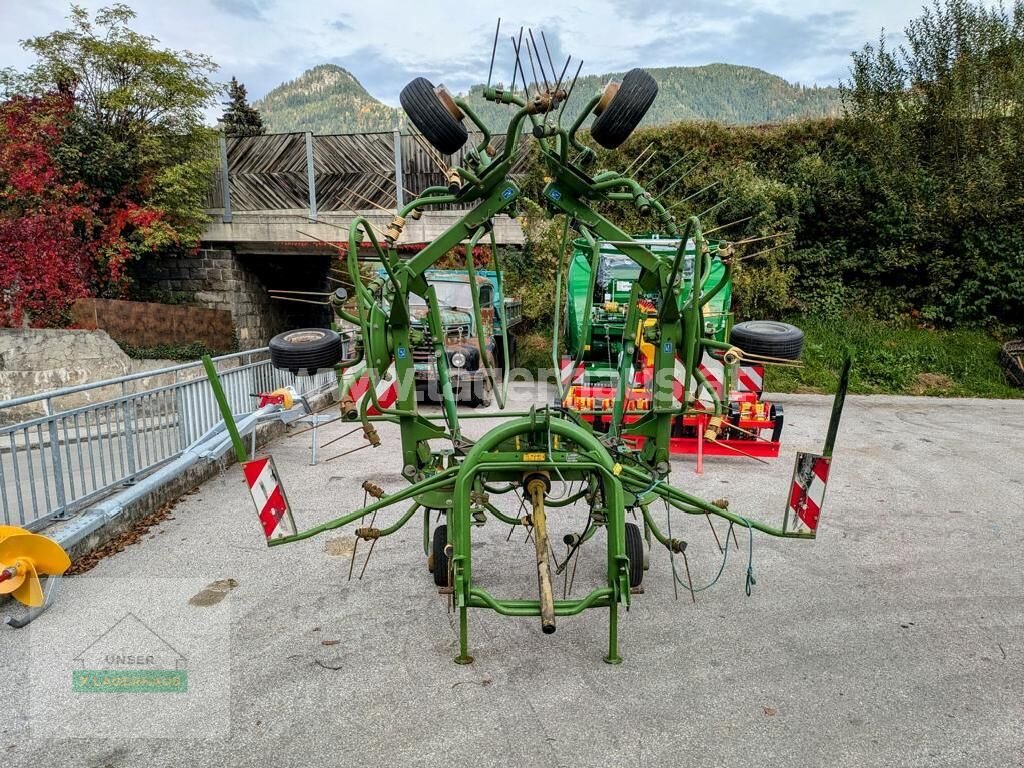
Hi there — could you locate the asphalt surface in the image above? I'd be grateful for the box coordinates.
[2,388,1022,767]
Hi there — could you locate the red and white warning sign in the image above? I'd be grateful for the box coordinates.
[736,365,764,395]
[785,452,831,533]
[347,362,399,416]
[559,357,585,390]
[243,456,297,542]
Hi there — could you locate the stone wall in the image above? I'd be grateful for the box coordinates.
[132,248,330,349]
[0,329,184,422]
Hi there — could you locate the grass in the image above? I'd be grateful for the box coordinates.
[765,313,1023,398]
[517,313,1023,399]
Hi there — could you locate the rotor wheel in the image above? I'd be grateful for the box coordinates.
[432,524,450,587]
[400,77,468,155]
[590,69,658,150]
[467,377,493,408]
[625,522,644,587]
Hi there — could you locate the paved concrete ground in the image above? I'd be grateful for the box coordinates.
[2,388,1022,767]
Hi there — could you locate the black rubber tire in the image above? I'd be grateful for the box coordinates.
[729,320,804,361]
[590,69,658,150]
[999,340,1024,388]
[432,524,450,587]
[400,77,468,155]
[467,377,492,408]
[269,328,343,375]
[625,522,644,587]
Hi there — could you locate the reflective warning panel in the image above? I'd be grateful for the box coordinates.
[243,456,297,543]
[784,452,831,535]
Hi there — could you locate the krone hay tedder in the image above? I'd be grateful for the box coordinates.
[211,25,851,664]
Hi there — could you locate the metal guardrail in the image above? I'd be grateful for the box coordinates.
[0,349,336,531]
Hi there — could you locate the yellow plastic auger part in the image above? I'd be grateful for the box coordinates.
[0,526,71,608]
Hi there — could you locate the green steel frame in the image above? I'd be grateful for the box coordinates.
[217,80,851,664]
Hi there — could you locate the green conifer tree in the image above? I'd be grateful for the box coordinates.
[221,77,265,136]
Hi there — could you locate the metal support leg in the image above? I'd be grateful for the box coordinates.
[696,414,705,475]
[310,416,319,466]
[455,599,473,665]
[604,599,622,665]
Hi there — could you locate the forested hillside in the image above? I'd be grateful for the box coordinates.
[256,63,841,134]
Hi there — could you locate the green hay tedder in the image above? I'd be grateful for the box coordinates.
[209,22,851,664]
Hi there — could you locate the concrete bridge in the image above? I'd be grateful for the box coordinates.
[134,130,528,351]
[201,130,528,252]
[203,210,523,255]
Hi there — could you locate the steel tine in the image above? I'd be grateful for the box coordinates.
[524,31,541,97]
[703,216,752,236]
[486,18,501,89]
[358,509,379,580]
[706,513,724,553]
[557,59,584,127]
[540,30,558,88]
[681,548,696,603]
[646,149,697,186]
[667,181,719,207]
[623,142,655,174]
[555,55,571,94]
[733,240,794,262]
[730,231,793,247]
[695,197,731,219]
[528,29,550,91]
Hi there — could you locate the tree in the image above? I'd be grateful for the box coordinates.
[843,0,1024,127]
[840,0,1024,326]
[221,77,265,136]
[3,3,220,246]
[0,94,94,326]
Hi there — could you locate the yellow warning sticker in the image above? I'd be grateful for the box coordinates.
[522,452,547,462]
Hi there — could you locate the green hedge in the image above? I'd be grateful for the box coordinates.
[512,116,1023,334]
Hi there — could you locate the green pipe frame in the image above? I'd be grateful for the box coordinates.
[232,76,853,664]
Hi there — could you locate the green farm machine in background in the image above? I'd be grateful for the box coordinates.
[560,235,799,460]
[210,21,851,664]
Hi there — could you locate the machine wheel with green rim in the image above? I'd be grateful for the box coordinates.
[400,77,468,155]
[625,522,644,587]
[268,328,343,375]
[590,68,658,150]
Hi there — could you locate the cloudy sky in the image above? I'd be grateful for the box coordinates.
[1,0,923,104]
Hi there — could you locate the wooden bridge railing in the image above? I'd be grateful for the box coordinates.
[207,129,533,222]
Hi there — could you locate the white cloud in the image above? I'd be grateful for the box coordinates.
[0,0,929,104]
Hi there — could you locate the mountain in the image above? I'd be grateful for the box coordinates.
[255,63,842,135]
[256,65,400,134]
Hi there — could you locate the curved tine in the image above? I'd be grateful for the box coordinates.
[729,231,793,247]
[524,30,541,98]
[703,216,752,236]
[271,296,331,306]
[528,29,550,91]
[557,59,584,127]
[731,240,794,262]
[695,197,731,220]
[622,142,655,174]
[486,18,501,89]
